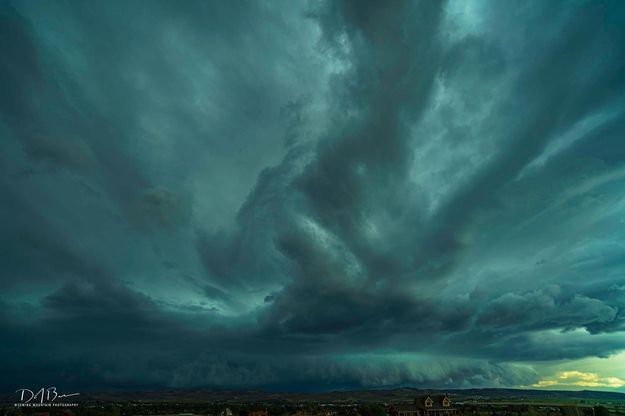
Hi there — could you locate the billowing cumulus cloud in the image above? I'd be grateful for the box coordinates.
[1,0,625,392]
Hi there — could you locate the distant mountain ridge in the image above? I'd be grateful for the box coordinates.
[3,387,623,404]
[68,387,625,403]
[442,388,625,400]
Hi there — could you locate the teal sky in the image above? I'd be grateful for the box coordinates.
[1,0,624,392]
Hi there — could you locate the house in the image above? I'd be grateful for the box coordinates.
[220,408,234,416]
[389,395,459,416]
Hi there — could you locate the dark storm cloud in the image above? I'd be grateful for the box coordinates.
[1,0,625,391]
[0,278,539,390]
[475,289,617,333]
[249,0,625,354]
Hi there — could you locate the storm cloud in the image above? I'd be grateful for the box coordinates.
[1,0,625,391]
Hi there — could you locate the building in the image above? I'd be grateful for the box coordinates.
[389,395,459,416]
[220,408,234,416]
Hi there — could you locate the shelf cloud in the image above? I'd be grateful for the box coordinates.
[1,0,624,391]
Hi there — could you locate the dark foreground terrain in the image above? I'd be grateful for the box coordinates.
[1,388,624,416]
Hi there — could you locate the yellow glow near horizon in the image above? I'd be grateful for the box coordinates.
[529,352,625,390]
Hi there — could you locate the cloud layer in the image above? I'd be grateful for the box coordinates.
[1,0,625,391]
